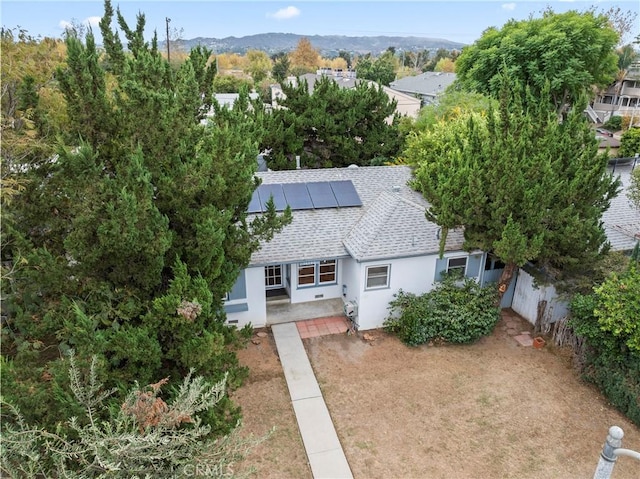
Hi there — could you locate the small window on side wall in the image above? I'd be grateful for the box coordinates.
[447,257,467,278]
[366,265,389,289]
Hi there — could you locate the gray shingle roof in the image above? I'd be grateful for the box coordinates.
[603,164,640,252]
[389,72,456,98]
[249,166,464,266]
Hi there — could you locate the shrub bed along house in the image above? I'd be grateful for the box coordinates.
[383,277,500,346]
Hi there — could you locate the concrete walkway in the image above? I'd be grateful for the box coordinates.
[271,322,353,479]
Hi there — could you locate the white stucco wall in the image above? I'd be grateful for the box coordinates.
[340,257,361,312]
[226,266,267,329]
[356,255,439,330]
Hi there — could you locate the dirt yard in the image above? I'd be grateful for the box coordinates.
[231,312,640,479]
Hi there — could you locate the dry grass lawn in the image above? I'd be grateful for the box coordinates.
[232,312,640,478]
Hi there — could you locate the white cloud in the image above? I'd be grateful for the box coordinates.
[501,3,516,11]
[58,16,101,32]
[85,16,101,29]
[267,6,301,21]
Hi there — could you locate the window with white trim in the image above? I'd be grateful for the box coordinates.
[319,260,336,284]
[265,265,283,288]
[447,257,467,277]
[366,265,390,289]
[298,262,316,286]
[297,259,338,287]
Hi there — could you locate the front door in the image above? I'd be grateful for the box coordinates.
[265,264,283,289]
[265,264,288,299]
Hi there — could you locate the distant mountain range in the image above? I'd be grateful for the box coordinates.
[167,33,466,56]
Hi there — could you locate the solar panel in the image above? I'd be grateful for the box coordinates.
[248,190,263,213]
[283,183,313,210]
[258,184,288,211]
[247,180,363,213]
[330,180,362,207]
[307,181,338,208]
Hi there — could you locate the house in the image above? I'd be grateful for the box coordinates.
[224,165,487,331]
[201,92,261,124]
[597,135,621,157]
[388,72,456,107]
[601,162,640,253]
[591,62,640,126]
[271,69,422,119]
[213,92,260,109]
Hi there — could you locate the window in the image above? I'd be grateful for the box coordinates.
[298,263,316,286]
[484,255,505,271]
[297,259,338,287]
[265,265,283,288]
[319,260,336,284]
[366,265,389,289]
[447,257,467,276]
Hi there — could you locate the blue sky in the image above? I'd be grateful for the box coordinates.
[1,1,639,45]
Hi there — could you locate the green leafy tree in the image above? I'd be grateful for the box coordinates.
[619,127,640,158]
[213,74,254,93]
[593,266,640,352]
[405,76,619,296]
[455,9,619,114]
[355,51,396,86]
[423,48,454,72]
[2,0,290,434]
[1,28,68,176]
[570,264,640,425]
[244,49,271,83]
[262,76,403,169]
[271,52,290,84]
[337,50,352,68]
[411,89,496,132]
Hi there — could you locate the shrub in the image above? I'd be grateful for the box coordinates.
[384,277,500,346]
[619,126,640,158]
[569,266,640,427]
[1,354,265,478]
[603,115,622,132]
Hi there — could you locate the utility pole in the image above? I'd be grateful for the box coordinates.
[165,17,171,63]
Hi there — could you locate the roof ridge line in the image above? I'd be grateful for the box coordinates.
[343,191,401,259]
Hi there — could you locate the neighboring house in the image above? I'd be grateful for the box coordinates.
[271,69,421,120]
[388,72,456,107]
[201,92,261,124]
[224,165,487,331]
[601,163,640,253]
[597,135,621,157]
[213,92,260,109]
[591,62,640,126]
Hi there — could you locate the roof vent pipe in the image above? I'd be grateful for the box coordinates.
[296,155,301,169]
[392,185,401,193]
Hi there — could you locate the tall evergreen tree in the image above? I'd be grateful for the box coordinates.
[2,0,290,433]
[263,76,403,169]
[405,76,619,295]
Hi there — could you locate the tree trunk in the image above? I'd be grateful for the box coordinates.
[496,262,517,303]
